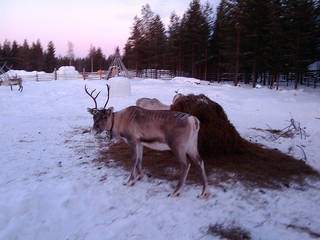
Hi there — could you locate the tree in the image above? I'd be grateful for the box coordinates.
[0,40,12,65]
[181,0,212,78]
[10,41,20,69]
[30,40,44,71]
[283,0,319,88]
[124,4,167,73]
[123,16,144,72]
[44,41,57,72]
[167,12,182,75]
[149,14,167,70]
[19,39,31,71]
[95,47,106,70]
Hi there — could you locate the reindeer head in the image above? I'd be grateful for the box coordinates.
[172,93,184,105]
[85,84,114,135]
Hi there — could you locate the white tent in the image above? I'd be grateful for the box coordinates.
[106,49,131,79]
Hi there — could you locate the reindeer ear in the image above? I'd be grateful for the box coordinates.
[104,107,114,116]
[87,108,96,115]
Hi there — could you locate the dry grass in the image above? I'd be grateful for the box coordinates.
[286,224,320,238]
[170,94,243,157]
[207,223,251,240]
[93,140,319,190]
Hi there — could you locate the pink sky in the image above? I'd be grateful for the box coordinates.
[1,0,220,58]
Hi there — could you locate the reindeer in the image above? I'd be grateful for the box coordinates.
[136,97,170,110]
[136,93,184,111]
[85,85,210,198]
[0,78,23,92]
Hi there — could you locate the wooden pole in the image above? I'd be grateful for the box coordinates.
[54,68,57,80]
[91,57,93,73]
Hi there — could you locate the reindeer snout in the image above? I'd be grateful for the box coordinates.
[90,127,101,135]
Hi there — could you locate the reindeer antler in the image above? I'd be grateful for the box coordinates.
[84,84,101,109]
[103,84,111,109]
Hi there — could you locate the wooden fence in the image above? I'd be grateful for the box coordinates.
[14,68,320,89]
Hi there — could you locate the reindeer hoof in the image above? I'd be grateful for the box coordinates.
[137,174,144,181]
[198,191,211,199]
[168,192,181,198]
[125,180,136,186]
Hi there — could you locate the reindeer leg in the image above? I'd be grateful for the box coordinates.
[170,150,191,197]
[188,153,210,199]
[126,142,142,186]
[136,144,144,181]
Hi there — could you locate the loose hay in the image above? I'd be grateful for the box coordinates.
[91,94,319,190]
[207,223,251,240]
[94,140,319,189]
[170,94,243,157]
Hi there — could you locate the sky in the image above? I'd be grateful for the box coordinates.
[1,0,220,58]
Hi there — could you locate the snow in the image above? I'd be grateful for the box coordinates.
[107,76,131,97]
[1,77,320,240]
[308,61,320,71]
[172,76,201,85]
[56,66,81,79]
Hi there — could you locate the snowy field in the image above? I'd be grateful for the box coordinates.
[1,76,320,240]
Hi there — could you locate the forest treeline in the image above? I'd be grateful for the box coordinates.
[0,39,112,73]
[1,0,319,88]
[123,0,319,87]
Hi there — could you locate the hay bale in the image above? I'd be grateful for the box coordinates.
[170,94,243,157]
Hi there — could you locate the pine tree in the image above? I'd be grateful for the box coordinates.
[124,15,146,72]
[0,40,12,66]
[149,14,167,71]
[167,12,182,75]
[10,41,20,69]
[210,0,236,77]
[282,0,319,88]
[30,40,44,71]
[44,41,57,72]
[19,39,31,71]
[95,47,106,70]
[181,0,211,78]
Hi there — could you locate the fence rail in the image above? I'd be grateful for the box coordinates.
[12,69,320,89]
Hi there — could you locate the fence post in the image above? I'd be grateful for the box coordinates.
[36,72,39,82]
[54,68,57,80]
[83,68,86,80]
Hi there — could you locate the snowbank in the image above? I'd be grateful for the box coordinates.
[308,60,320,71]
[1,70,47,77]
[171,76,201,85]
[107,76,131,97]
[57,66,81,79]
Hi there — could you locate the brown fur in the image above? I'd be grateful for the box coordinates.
[88,105,210,197]
[136,98,170,110]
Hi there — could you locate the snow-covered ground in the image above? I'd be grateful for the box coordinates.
[1,77,320,240]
